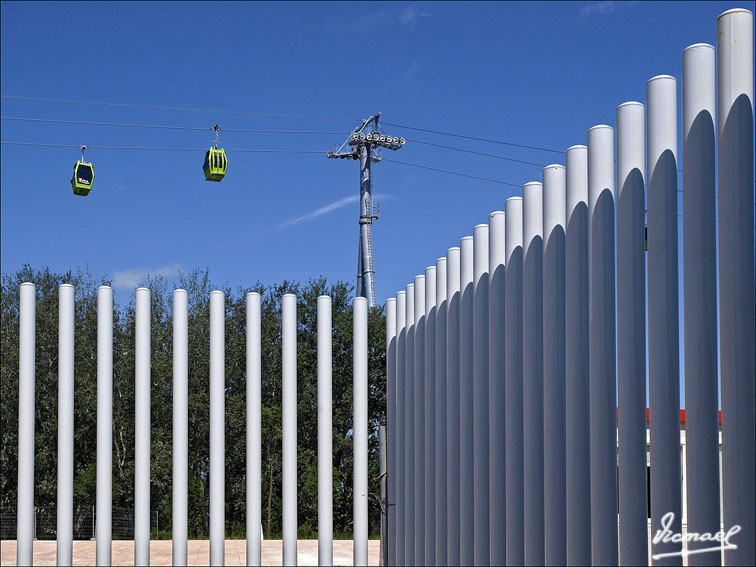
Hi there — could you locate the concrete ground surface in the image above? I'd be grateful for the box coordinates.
[0,539,380,566]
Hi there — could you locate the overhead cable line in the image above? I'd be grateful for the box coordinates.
[382,158,523,188]
[0,141,322,153]
[405,138,547,167]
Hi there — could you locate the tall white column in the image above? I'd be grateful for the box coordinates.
[247,292,262,566]
[488,211,506,567]
[58,284,75,566]
[424,266,437,566]
[565,146,591,566]
[717,10,755,566]
[135,288,151,567]
[173,289,189,566]
[17,282,35,567]
[473,224,490,566]
[616,101,648,567]
[523,183,544,566]
[353,297,368,566]
[459,236,475,567]
[282,294,297,567]
[647,76,682,566]
[504,198,524,566]
[413,274,426,567]
[395,291,406,567]
[318,295,333,566]
[446,248,461,566]
[404,283,415,566]
[434,257,448,567]
[385,297,397,567]
[210,290,225,566]
[542,166,566,566]
[587,125,618,566]
[681,43,720,567]
[96,285,113,567]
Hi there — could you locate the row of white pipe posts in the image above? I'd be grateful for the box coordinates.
[385,9,754,567]
[16,289,371,567]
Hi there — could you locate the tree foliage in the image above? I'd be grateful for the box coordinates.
[0,265,386,539]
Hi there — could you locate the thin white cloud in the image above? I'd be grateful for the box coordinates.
[398,4,430,29]
[279,194,395,228]
[112,263,183,290]
[579,1,621,19]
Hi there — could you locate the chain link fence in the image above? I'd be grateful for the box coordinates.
[0,507,159,540]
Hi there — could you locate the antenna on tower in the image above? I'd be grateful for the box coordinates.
[327,113,405,308]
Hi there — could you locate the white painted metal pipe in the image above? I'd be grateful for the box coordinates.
[616,101,648,567]
[488,211,506,567]
[587,125,618,566]
[353,297,368,566]
[647,76,682,566]
[445,248,461,566]
[542,166,566,566]
[395,291,406,567]
[248,292,263,566]
[210,290,225,566]
[434,257,448,567]
[318,295,333,566]
[379,425,387,567]
[96,285,113,567]
[413,274,426,567]
[173,289,189,567]
[282,293,297,567]
[717,10,755,566]
[473,224,490,567]
[459,236,475,567]
[424,266,437,566]
[681,43,720,567]
[17,282,35,567]
[385,297,397,567]
[404,283,415,566]
[522,183,544,566]
[135,288,151,567]
[57,284,74,567]
[564,145,591,566]
[504,198,523,566]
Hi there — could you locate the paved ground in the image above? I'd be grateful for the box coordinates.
[0,539,380,566]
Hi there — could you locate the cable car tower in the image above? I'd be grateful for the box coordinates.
[327,113,405,307]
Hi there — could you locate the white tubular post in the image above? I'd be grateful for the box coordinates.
[96,285,113,567]
[717,10,755,566]
[459,236,475,567]
[353,297,368,566]
[413,274,426,567]
[282,294,297,567]
[647,76,682,566]
[616,101,648,566]
[58,284,74,567]
[587,125,618,566]
[248,292,263,566]
[473,224,490,566]
[404,282,415,566]
[565,145,591,566]
[135,288,151,567]
[318,295,333,566]
[504,198,523,566]
[385,297,397,567]
[173,289,189,567]
[17,282,35,567]
[446,248,461,566]
[522,183,544,566]
[542,166,566,566]
[434,257,448,567]
[424,266,437,566]
[210,290,225,566]
[682,42,720,567]
[488,211,506,567]
[395,291,406,567]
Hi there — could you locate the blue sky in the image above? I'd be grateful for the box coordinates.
[1,0,750,309]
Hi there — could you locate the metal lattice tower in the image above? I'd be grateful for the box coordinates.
[327,114,405,307]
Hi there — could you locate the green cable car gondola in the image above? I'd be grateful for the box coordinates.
[71,146,94,196]
[203,125,228,181]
